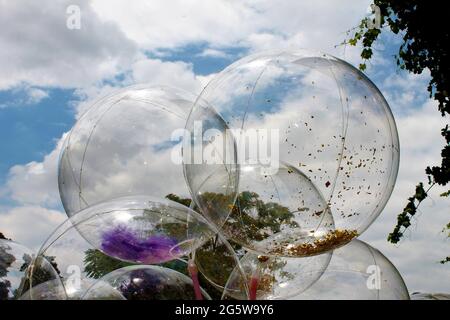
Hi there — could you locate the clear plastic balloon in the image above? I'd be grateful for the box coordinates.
[19,278,99,300]
[222,249,332,300]
[0,239,63,300]
[292,239,410,300]
[82,265,211,300]
[410,292,450,300]
[187,49,400,241]
[44,195,216,265]
[59,85,236,217]
[199,162,339,257]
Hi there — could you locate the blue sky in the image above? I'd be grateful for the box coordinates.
[0,0,448,294]
[0,88,75,185]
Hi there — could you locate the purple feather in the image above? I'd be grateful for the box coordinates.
[101,225,180,264]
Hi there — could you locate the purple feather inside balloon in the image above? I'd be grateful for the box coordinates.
[101,225,180,264]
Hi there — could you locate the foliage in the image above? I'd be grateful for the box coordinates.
[84,249,134,279]
[346,1,449,260]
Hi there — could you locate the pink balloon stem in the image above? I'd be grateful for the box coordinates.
[249,271,260,300]
[188,259,203,300]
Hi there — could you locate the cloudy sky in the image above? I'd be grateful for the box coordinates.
[0,0,448,293]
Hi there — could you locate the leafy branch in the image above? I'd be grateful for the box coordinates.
[346,1,449,260]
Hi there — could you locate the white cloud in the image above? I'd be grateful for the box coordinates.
[0,206,65,250]
[0,0,138,90]
[90,0,371,60]
[0,86,49,108]
[5,133,67,207]
[198,48,231,59]
[130,58,202,94]
[25,88,49,104]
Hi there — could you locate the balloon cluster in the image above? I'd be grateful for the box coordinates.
[0,49,409,300]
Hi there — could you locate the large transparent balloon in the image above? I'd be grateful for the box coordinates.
[44,196,216,265]
[292,239,410,300]
[186,49,400,243]
[82,265,211,300]
[59,85,237,217]
[223,250,332,300]
[0,239,63,300]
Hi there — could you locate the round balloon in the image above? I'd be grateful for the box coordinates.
[82,265,211,300]
[59,85,237,217]
[292,239,410,300]
[187,49,400,241]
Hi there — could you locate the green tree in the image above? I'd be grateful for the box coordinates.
[346,1,449,262]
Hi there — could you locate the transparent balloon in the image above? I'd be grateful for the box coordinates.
[45,195,216,265]
[223,249,332,300]
[292,239,410,300]
[82,265,211,300]
[19,278,100,300]
[187,49,400,242]
[201,162,339,257]
[59,85,236,217]
[0,239,63,300]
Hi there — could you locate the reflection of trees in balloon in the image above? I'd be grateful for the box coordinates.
[84,249,133,279]
[0,239,62,300]
[0,245,15,300]
[84,248,186,279]
[207,190,300,242]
